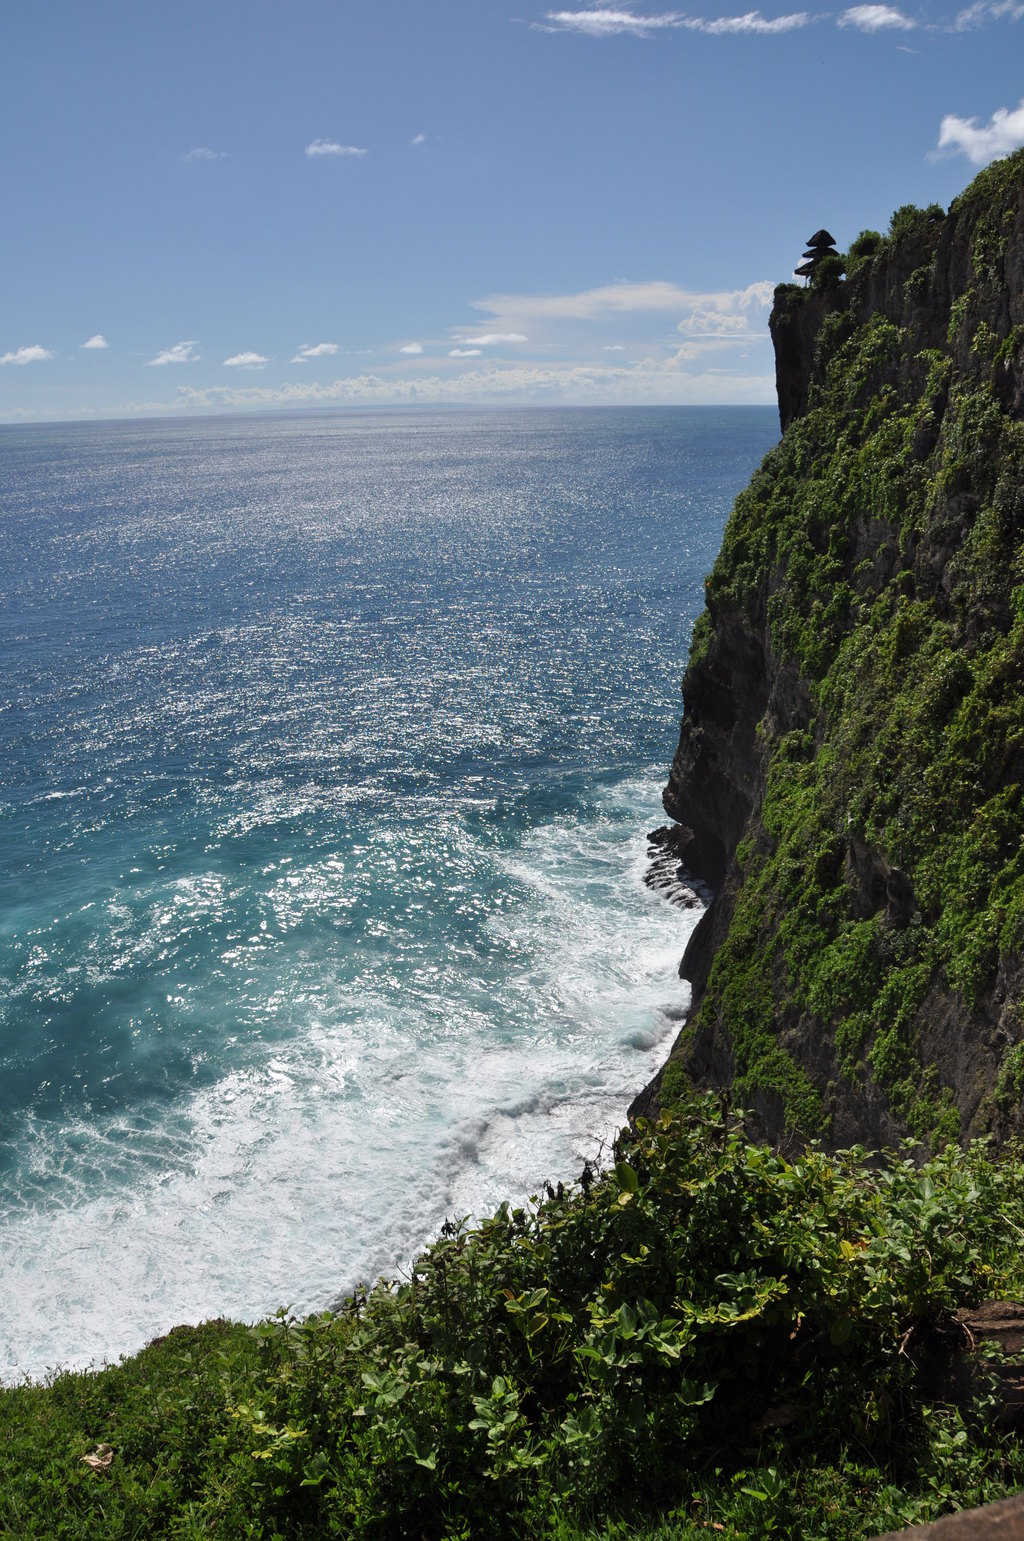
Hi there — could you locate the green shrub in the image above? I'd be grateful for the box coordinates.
[848,229,883,262]
[5,1103,1024,1539]
[812,252,847,291]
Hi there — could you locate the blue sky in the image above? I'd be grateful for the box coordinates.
[3,0,1022,422]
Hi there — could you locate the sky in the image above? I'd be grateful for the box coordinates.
[2,0,1023,423]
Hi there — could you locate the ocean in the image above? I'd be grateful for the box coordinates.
[0,405,777,1382]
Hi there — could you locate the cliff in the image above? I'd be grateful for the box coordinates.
[635,149,1024,1149]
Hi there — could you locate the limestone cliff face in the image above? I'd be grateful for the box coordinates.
[636,152,1024,1148]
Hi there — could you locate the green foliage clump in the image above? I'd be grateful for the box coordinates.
[888,203,944,244]
[847,229,883,265]
[904,264,933,304]
[5,1102,1024,1539]
[811,252,847,291]
[950,149,1024,282]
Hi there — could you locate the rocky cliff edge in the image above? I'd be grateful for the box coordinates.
[633,150,1024,1149]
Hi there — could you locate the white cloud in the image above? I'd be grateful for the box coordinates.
[161,355,775,414]
[838,3,915,27]
[411,132,427,146]
[224,351,269,368]
[185,147,228,162]
[449,347,483,357]
[678,308,748,336]
[539,7,682,35]
[291,342,339,362]
[538,4,808,32]
[81,334,109,350]
[935,97,1024,163]
[148,341,199,366]
[451,332,528,346]
[399,342,424,354]
[472,277,773,325]
[954,0,1024,24]
[0,344,53,365]
[683,9,809,30]
[305,139,367,157]
[603,344,627,351]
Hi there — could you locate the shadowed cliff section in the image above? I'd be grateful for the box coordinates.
[633,150,1024,1148]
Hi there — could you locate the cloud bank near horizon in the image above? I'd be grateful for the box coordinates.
[0,274,782,419]
[127,355,776,416]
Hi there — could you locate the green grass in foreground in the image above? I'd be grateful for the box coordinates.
[4,1099,1024,1538]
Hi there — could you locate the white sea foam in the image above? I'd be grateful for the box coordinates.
[0,775,699,1383]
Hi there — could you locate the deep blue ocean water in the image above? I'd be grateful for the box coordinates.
[0,406,777,1380]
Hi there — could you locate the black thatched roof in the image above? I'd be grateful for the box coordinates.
[805,228,837,250]
[794,260,816,277]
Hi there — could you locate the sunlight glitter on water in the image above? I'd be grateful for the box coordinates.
[0,407,778,1380]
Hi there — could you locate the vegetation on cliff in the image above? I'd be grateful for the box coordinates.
[6,1101,1024,1538]
[658,148,1024,1149]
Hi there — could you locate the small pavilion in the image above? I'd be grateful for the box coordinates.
[795,228,839,284]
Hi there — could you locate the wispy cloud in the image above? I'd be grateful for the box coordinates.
[184,147,229,162]
[538,1,1024,34]
[451,331,529,346]
[0,344,53,365]
[537,4,808,33]
[838,3,915,27]
[399,342,424,354]
[471,278,773,324]
[935,97,1024,163]
[682,9,808,30]
[305,139,367,157]
[224,351,269,368]
[449,347,483,357]
[81,334,109,350]
[954,0,1024,25]
[147,341,200,366]
[411,132,427,146]
[291,342,339,362]
[538,7,684,34]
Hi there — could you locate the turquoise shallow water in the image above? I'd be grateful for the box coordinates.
[0,406,777,1380]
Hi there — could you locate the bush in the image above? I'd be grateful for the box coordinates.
[848,229,883,262]
[888,203,945,244]
[4,1103,1024,1538]
[812,252,847,291]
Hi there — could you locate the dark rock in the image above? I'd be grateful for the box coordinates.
[872,1493,1024,1540]
[914,1302,1024,1428]
[644,824,708,909]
